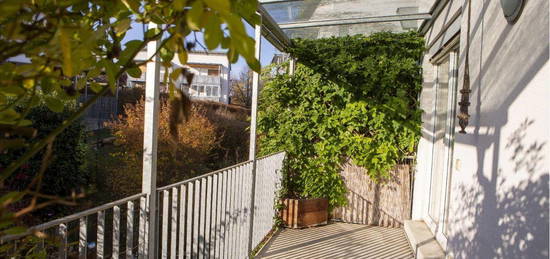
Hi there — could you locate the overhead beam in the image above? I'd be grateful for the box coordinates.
[278,13,432,29]
[259,0,304,4]
[255,5,292,51]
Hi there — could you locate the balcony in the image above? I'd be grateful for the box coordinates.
[2,153,285,258]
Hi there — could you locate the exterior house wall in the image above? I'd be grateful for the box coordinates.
[413,0,549,258]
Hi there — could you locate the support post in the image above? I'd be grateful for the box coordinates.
[247,15,262,256]
[288,57,296,75]
[142,22,161,259]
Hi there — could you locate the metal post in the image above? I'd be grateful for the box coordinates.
[289,57,296,75]
[142,22,161,259]
[247,14,262,256]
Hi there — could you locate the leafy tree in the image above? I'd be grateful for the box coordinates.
[0,0,261,243]
[258,32,424,208]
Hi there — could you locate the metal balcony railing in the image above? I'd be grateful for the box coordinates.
[183,75,221,85]
[1,152,285,258]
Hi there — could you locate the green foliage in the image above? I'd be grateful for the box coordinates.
[258,32,424,208]
[0,102,88,216]
[0,0,261,179]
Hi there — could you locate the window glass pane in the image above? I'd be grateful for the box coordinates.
[206,85,212,96]
[429,57,450,223]
[208,69,219,76]
[198,85,205,96]
[212,86,219,97]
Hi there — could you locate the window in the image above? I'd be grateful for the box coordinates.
[206,85,212,96]
[212,86,219,97]
[208,69,219,76]
[198,85,205,96]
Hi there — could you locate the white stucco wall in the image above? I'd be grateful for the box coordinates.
[413,0,549,258]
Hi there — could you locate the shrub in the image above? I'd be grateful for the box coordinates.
[101,99,219,198]
[257,32,424,208]
[0,103,89,220]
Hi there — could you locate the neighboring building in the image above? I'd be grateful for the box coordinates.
[408,0,549,258]
[127,50,231,104]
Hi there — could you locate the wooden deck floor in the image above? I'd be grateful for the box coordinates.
[257,222,414,259]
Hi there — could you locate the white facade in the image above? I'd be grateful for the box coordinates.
[127,50,231,104]
[411,0,549,258]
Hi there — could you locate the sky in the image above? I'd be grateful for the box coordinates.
[123,22,280,78]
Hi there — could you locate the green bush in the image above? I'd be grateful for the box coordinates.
[257,32,424,208]
[0,103,89,219]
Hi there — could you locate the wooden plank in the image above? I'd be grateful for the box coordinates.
[186,182,194,258]
[204,175,212,257]
[162,190,169,258]
[113,205,120,258]
[199,178,207,258]
[193,180,201,257]
[178,185,185,259]
[171,187,178,258]
[126,201,134,259]
[226,169,235,259]
[97,211,105,259]
[79,217,87,259]
[58,223,67,259]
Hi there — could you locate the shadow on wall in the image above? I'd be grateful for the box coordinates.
[447,1,549,257]
[450,119,548,258]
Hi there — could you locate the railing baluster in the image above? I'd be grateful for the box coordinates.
[204,175,213,257]
[79,217,87,259]
[126,201,134,259]
[193,180,200,257]
[219,171,228,259]
[229,168,237,259]
[162,190,169,258]
[236,166,244,258]
[178,185,186,259]
[58,223,67,259]
[210,174,218,259]
[113,205,120,258]
[139,196,147,257]
[97,211,105,259]
[171,187,178,258]
[199,178,207,258]
[186,182,194,258]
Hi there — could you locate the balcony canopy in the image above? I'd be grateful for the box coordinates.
[257,0,433,50]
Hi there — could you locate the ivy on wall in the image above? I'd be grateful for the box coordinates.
[258,32,424,207]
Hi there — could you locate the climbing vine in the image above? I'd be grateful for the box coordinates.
[258,32,424,207]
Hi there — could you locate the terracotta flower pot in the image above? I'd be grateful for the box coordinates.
[280,198,328,228]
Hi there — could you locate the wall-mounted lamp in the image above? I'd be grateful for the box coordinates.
[500,0,525,23]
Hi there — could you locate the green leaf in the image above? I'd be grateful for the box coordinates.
[114,18,131,36]
[90,82,103,93]
[204,14,222,50]
[186,1,204,31]
[120,0,140,13]
[101,59,118,87]
[44,97,64,113]
[173,0,187,10]
[127,66,142,78]
[119,40,143,65]
[59,26,73,77]
[177,50,188,64]
[160,47,174,63]
[204,0,230,13]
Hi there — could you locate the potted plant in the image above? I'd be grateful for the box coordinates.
[280,197,329,228]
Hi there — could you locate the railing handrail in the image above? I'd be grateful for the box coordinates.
[1,192,147,243]
[157,160,253,192]
[157,151,285,192]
